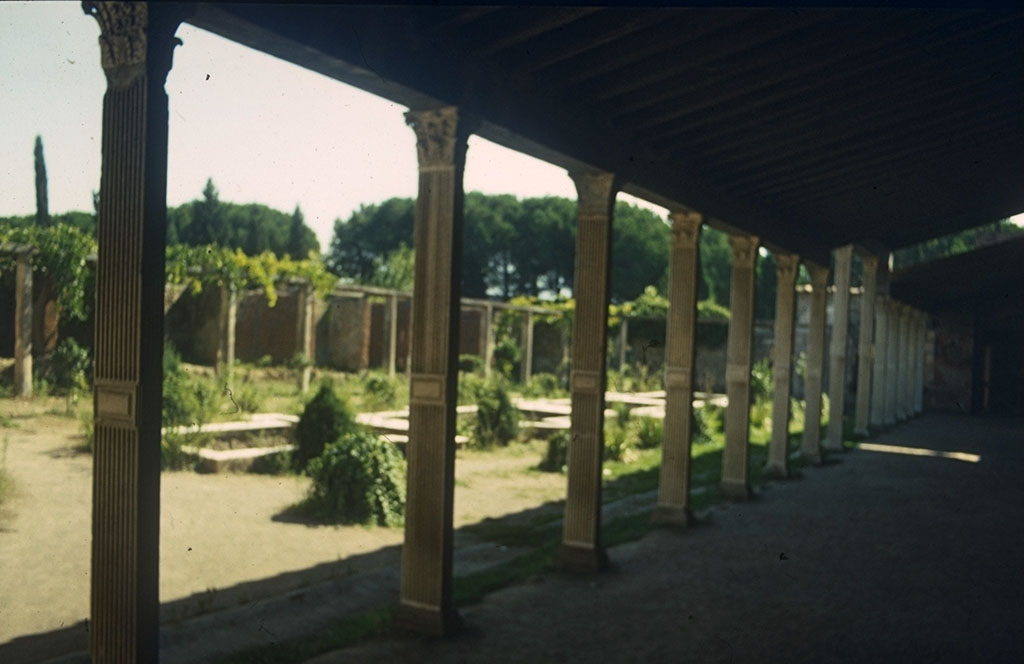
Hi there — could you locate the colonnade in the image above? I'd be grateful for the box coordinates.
[82,3,933,659]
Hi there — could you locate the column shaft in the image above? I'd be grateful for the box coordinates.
[398,107,475,635]
[895,304,909,421]
[387,293,398,377]
[297,282,314,393]
[765,253,799,477]
[520,310,534,382]
[883,300,899,426]
[801,264,829,464]
[85,3,180,661]
[854,254,878,436]
[824,245,853,451]
[653,210,701,525]
[558,170,616,571]
[870,295,889,429]
[720,234,759,500]
[915,312,927,413]
[217,284,237,389]
[618,317,629,370]
[14,249,33,397]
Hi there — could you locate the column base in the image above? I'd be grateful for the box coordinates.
[822,438,845,453]
[762,461,790,479]
[651,504,694,528]
[853,426,870,438]
[801,451,823,466]
[719,478,752,501]
[394,601,462,637]
[555,542,609,573]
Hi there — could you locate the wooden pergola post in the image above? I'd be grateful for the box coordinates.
[13,247,33,398]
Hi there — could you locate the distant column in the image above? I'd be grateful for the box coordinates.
[765,252,799,478]
[801,263,829,465]
[720,234,759,500]
[883,299,899,426]
[618,317,629,370]
[217,284,237,390]
[520,309,534,383]
[14,247,33,398]
[297,282,314,393]
[895,303,909,421]
[854,254,877,437]
[653,210,701,526]
[84,2,182,661]
[398,106,476,636]
[870,295,889,430]
[387,293,398,377]
[915,311,927,413]
[824,245,853,452]
[557,169,617,572]
[482,303,495,377]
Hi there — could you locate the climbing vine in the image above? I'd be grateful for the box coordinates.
[0,222,97,321]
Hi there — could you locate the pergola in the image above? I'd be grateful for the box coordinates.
[80,3,1023,661]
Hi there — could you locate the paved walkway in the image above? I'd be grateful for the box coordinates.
[309,414,1024,663]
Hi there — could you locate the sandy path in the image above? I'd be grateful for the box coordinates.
[0,409,565,645]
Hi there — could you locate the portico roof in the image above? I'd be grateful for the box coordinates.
[188,4,1024,266]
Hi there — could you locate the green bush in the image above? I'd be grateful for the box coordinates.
[49,338,91,394]
[458,354,484,375]
[361,372,397,409]
[630,416,663,450]
[304,429,405,526]
[469,378,520,448]
[231,385,266,414]
[693,404,723,445]
[162,342,219,428]
[522,372,565,398]
[538,429,569,472]
[293,381,357,472]
[492,337,520,379]
[604,422,634,462]
[750,357,773,406]
[162,431,199,471]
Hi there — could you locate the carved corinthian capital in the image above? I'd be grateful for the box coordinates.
[807,263,830,289]
[774,252,800,281]
[728,234,759,268]
[568,170,617,217]
[83,1,148,87]
[668,209,702,249]
[406,107,476,169]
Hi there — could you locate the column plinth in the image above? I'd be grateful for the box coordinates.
[720,234,758,500]
[801,263,829,465]
[653,210,702,526]
[765,253,799,478]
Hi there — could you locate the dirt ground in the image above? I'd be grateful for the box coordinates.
[0,398,566,646]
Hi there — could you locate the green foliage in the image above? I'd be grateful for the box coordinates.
[458,354,484,376]
[630,416,663,450]
[521,372,566,398]
[161,432,200,471]
[293,381,357,471]
[694,404,723,444]
[360,371,398,409]
[603,421,635,462]
[79,409,94,453]
[162,342,219,428]
[538,429,569,472]
[697,299,731,321]
[467,378,520,448]
[304,429,406,526]
[366,243,414,291]
[48,338,92,394]
[750,357,773,406]
[492,336,520,380]
[892,218,1022,270]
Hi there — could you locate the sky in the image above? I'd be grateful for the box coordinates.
[0,2,666,252]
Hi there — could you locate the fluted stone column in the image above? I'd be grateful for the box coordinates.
[764,253,799,478]
[720,234,759,500]
[14,247,33,398]
[653,210,701,526]
[398,106,476,635]
[854,254,878,436]
[824,245,853,451]
[84,3,182,661]
[883,299,899,426]
[557,170,617,572]
[895,303,909,421]
[520,310,534,382]
[870,295,889,429]
[802,263,829,465]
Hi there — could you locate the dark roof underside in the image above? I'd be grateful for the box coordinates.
[190,5,1024,265]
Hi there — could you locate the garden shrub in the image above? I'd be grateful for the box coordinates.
[458,354,484,375]
[162,342,219,428]
[750,357,773,406]
[538,429,569,472]
[458,372,486,406]
[693,404,723,445]
[470,378,520,448]
[361,371,397,409]
[492,337,520,379]
[293,381,357,472]
[48,338,91,395]
[162,431,199,471]
[522,372,565,398]
[231,384,266,414]
[304,428,405,526]
[630,416,663,449]
[604,422,635,462]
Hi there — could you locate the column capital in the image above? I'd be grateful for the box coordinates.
[774,252,800,280]
[83,1,181,88]
[405,107,478,169]
[807,262,830,289]
[568,170,617,216]
[727,234,759,268]
[668,209,702,248]
[861,253,879,272]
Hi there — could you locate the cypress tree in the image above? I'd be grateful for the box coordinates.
[34,135,50,226]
